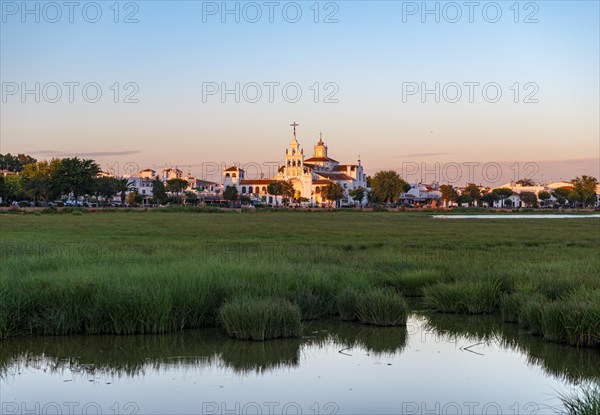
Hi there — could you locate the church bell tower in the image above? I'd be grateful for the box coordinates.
[314,133,328,158]
[285,121,304,177]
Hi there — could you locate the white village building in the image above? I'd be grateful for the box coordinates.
[122,167,220,205]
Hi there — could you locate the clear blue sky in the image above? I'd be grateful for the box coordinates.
[1,1,598,183]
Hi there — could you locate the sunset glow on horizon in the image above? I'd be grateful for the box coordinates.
[1,1,598,184]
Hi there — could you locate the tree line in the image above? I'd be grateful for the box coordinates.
[0,156,190,206]
[438,176,599,208]
[1,154,597,209]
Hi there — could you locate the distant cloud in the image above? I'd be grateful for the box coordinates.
[399,152,452,158]
[28,150,140,157]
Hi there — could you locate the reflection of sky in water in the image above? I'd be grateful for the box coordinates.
[2,315,597,414]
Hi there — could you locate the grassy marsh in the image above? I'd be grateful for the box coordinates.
[0,212,598,346]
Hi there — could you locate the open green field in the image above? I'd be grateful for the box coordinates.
[1,211,599,345]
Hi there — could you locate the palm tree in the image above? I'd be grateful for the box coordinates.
[116,178,134,205]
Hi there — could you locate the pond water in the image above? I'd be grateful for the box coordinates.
[432,214,600,219]
[1,313,599,415]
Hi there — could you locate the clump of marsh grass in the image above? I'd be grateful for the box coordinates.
[375,269,442,297]
[538,301,568,342]
[510,290,599,347]
[423,279,503,314]
[558,383,600,415]
[168,275,230,329]
[499,292,528,323]
[355,289,408,326]
[288,286,329,321]
[336,287,359,321]
[561,290,600,348]
[520,296,546,336]
[218,297,302,341]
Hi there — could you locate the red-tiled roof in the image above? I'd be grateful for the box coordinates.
[224,166,244,172]
[333,164,358,171]
[304,156,339,163]
[195,179,218,186]
[313,180,332,185]
[240,179,273,185]
[317,172,353,181]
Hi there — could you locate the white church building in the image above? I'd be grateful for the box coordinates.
[223,123,368,205]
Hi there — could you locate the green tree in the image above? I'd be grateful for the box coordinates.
[0,153,37,172]
[516,178,535,186]
[492,187,513,208]
[127,191,143,206]
[348,186,366,205]
[439,184,458,207]
[21,159,61,203]
[571,175,598,207]
[0,174,23,202]
[239,194,252,205]
[267,181,283,205]
[223,185,238,206]
[152,178,168,205]
[185,191,199,205]
[519,191,538,208]
[553,187,571,206]
[53,157,101,202]
[0,176,5,203]
[538,190,551,207]
[456,193,473,206]
[95,177,119,206]
[322,182,344,207]
[166,178,189,203]
[567,190,581,208]
[482,192,499,208]
[281,180,295,204]
[370,170,409,205]
[462,183,482,206]
[115,178,135,205]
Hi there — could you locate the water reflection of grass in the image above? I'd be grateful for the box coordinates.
[218,337,302,373]
[320,321,408,356]
[422,312,600,384]
[0,321,407,378]
[0,330,222,377]
[2,316,597,387]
